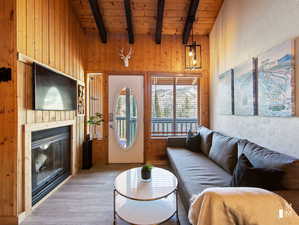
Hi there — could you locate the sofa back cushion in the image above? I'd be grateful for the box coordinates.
[209,132,239,174]
[238,140,299,190]
[231,154,285,190]
[198,126,213,155]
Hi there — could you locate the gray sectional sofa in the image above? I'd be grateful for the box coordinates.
[166,126,299,214]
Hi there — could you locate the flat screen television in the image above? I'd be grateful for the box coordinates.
[33,63,77,111]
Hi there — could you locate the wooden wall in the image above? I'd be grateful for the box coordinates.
[0,0,86,223]
[85,33,210,164]
[17,0,85,81]
[86,33,209,74]
[0,0,18,223]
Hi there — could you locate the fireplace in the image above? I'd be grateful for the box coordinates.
[31,126,71,205]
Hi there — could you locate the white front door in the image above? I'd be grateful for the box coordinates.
[108,75,144,163]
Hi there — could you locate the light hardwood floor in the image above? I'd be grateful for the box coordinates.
[21,164,190,225]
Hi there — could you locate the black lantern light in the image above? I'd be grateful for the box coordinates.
[185,25,201,70]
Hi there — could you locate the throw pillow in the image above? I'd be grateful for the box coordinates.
[186,130,201,152]
[198,126,213,156]
[208,132,239,174]
[231,154,285,191]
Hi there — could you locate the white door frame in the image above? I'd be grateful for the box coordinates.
[108,74,144,163]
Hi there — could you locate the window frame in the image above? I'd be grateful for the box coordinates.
[149,73,201,138]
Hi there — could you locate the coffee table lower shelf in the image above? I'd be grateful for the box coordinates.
[114,191,179,225]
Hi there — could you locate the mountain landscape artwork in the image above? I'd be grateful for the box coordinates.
[218,70,234,115]
[234,59,256,116]
[258,40,295,117]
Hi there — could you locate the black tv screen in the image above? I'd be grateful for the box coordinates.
[33,63,77,111]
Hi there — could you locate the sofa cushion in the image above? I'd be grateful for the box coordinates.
[209,132,239,174]
[198,126,213,156]
[231,154,285,190]
[186,130,201,152]
[238,140,299,190]
[167,147,232,210]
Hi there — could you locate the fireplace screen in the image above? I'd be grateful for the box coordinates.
[32,126,71,205]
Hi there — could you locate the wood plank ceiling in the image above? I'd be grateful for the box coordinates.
[71,0,223,42]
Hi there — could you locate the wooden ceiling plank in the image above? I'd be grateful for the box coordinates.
[71,0,223,36]
[182,0,201,44]
[88,0,108,43]
[155,0,165,44]
[124,0,134,44]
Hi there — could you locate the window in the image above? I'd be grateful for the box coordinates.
[88,74,103,139]
[151,76,199,137]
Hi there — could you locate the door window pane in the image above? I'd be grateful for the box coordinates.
[151,77,174,136]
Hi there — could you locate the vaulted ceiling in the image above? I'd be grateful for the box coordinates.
[71,0,223,43]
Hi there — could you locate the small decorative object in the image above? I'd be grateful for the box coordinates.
[233,58,257,116]
[218,69,234,115]
[185,25,201,70]
[258,39,295,117]
[77,84,85,115]
[87,112,104,139]
[119,47,132,67]
[141,164,153,181]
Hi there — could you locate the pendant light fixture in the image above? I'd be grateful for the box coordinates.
[185,24,201,70]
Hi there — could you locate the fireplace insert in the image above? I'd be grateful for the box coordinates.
[32,126,71,205]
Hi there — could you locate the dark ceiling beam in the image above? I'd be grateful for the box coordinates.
[88,0,107,43]
[124,0,134,44]
[182,0,201,44]
[155,0,165,44]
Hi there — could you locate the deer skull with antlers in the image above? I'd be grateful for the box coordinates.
[119,48,132,67]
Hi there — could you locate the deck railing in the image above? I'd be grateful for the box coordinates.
[115,117,198,140]
[151,118,198,136]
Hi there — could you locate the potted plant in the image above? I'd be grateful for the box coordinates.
[87,112,104,140]
[141,164,153,181]
[82,113,104,170]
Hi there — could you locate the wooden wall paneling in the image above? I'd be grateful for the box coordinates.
[0,0,17,221]
[42,111,49,122]
[60,0,66,74]
[24,64,34,124]
[76,24,80,79]
[49,0,55,68]
[85,33,209,74]
[69,6,73,77]
[34,0,42,61]
[54,0,60,70]
[17,0,26,53]
[26,0,35,58]
[42,0,49,65]
[146,139,168,163]
[65,0,70,75]
[17,62,26,215]
[35,111,43,123]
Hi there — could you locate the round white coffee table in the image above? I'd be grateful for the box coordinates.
[113,167,179,225]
